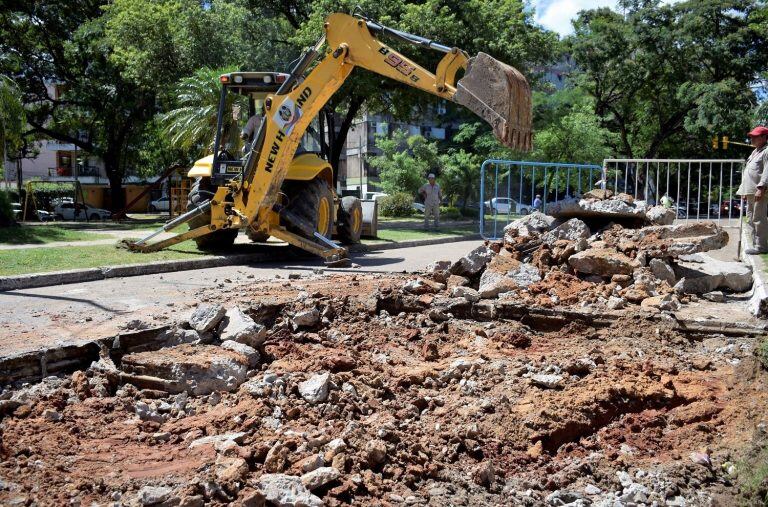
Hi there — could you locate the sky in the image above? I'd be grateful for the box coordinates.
[533,0,619,36]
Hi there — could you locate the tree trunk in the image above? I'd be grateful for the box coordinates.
[106,159,125,212]
[329,95,365,181]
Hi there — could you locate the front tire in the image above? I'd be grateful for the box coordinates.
[283,178,334,239]
[337,196,362,244]
[187,177,238,250]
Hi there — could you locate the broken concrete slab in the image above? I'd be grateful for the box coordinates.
[298,372,331,404]
[219,306,267,348]
[220,340,260,368]
[649,258,676,286]
[612,222,729,258]
[547,196,646,221]
[450,245,493,277]
[189,304,226,333]
[646,206,676,226]
[257,474,323,507]
[568,248,640,276]
[121,344,249,395]
[673,253,753,294]
[503,212,555,239]
[541,218,590,245]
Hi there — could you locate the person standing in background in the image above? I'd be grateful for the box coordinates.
[737,126,768,254]
[419,173,442,230]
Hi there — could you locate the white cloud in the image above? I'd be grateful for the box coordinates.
[534,0,618,36]
[533,0,681,37]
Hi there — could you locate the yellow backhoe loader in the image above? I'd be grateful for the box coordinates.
[128,12,532,264]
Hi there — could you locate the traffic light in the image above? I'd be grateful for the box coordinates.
[712,136,718,149]
[722,136,729,149]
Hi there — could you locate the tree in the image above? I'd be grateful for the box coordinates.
[0,0,154,210]
[288,0,558,175]
[440,149,481,211]
[159,67,243,156]
[569,0,768,158]
[0,76,25,176]
[369,130,438,196]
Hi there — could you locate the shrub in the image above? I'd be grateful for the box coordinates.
[439,206,463,220]
[0,190,15,227]
[380,192,414,217]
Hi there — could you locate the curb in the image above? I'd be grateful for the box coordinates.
[740,225,768,318]
[352,234,481,252]
[0,234,482,291]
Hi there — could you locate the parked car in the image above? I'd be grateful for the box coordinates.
[364,192,389,202]
[412,202,425,213]
[720,199,741,217]
[11,202,22,220]
[484,197,530,215]
[148,196,170,212]
[54,202,112,221]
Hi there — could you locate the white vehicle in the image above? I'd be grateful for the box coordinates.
[364,192,389,202]
[484,197,530,215]
[54,202,112,221]
[149,196,170,212]
[11,202,22,220]
[412,202,425,213]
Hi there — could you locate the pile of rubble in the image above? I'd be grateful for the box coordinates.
[1,267,766,506]
[443,191,752,312]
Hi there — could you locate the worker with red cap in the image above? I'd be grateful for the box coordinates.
[738,125,768,254]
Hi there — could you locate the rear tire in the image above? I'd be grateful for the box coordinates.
[187,177,238,250]
[337,196,362,244]
[283,178,334,239]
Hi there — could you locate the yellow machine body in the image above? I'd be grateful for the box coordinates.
[129,12,531,261]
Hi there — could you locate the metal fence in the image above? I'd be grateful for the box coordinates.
[479,159,602,239]
[601,159,744,225]
[479,158,746,240]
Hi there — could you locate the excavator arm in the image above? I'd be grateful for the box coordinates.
[239,12,531,235]
[127,13,532,260]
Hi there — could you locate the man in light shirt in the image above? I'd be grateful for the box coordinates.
[419,173,442,230]
[737,125,768,254]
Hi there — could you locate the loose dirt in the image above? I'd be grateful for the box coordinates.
[0,273,766,505]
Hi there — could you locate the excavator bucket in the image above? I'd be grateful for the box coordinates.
[454,52,533,152]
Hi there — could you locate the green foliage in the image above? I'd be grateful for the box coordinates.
[438,206,463,220]
[440,148,482,210]
[370,130,438,196]
[569,0,768,158]
[532,106,617,165]
[379,192,415,217]
[0,190,14,227]
[159,67,243,155]
[737,438,768,504]
[0,76,25,171]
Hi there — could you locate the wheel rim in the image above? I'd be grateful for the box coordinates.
[352,207,362,233]
[317,198,331,236]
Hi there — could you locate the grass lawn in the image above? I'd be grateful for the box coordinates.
[0,223,479,277]
[366,225,477,244]
[0,241,213,276]
[0,226,111,245]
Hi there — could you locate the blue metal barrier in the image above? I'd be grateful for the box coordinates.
[479,159,603,240]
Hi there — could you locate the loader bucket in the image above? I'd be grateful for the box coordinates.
[454,52,532,152]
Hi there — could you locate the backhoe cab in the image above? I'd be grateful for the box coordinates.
[128,12,532,263]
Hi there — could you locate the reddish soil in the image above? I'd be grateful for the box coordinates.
[0,274,766,505]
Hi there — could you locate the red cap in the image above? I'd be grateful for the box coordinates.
[748,126,768,137]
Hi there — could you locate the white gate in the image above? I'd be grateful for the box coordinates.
[601,159,745,225]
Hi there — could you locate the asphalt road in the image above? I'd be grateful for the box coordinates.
[0,240,482,357]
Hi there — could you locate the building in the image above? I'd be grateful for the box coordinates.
[339,102,452,197]
[2,139,107,187]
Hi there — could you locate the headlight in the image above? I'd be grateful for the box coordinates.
[263,75,272,84]
[233,75,243,84]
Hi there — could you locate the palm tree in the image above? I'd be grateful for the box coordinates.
[159,67,244,156]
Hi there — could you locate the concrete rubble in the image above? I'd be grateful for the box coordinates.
[0,191,763,506]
